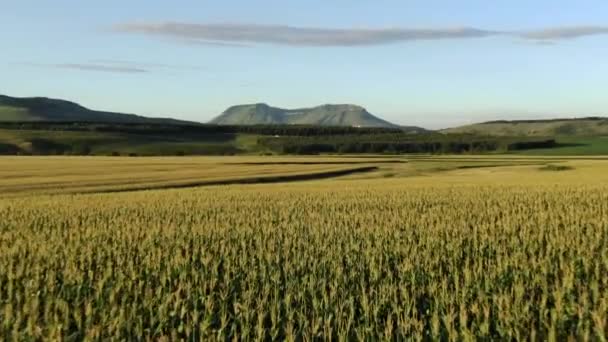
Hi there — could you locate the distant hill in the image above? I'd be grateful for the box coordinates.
[210,103,401,128]
[443,117,608,136]
[0,94,192,124]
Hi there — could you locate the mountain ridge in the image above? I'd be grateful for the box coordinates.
[210,103,400,128]
[4,94,608,137]
[0,94,193,124]
[443,117,608,136]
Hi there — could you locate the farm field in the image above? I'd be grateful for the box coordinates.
[514,136,608,155]
[1,156,608,340]
[2,155,608,196]
[0,156,394,196]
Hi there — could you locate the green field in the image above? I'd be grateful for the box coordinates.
[0,129,266,156]
[1,156,608,339]
[5,126,608,156]
[514,136,608,155]
[0,106,33,121]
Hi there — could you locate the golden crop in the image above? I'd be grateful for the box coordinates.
[1,176,607,340]
[0,156,389,196]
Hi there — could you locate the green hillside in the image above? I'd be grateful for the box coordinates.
[443,117,608,136]
[0,128,262,156]
[210,103,404,128]
[0,95,192,124]
[0,122,562,156]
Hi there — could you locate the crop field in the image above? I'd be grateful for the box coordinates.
[1,156,608,340]
[0,156,394,196]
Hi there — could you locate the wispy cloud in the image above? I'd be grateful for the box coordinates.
[520,26,608,41]
[180,39,251,48]
[90,59,204,71]
[52,63,148,73]
[112,21,608,47]
[112,22,499,46]
[531,40,557,46]
[19,62,149,73]
[20,60,206,74]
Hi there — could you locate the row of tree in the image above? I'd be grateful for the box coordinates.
[260,135,557,154]
[0,122,403,136]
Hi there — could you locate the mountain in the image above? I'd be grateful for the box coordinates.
[443,117,608,136]
[0,94,191,124]
[210,103,399,128]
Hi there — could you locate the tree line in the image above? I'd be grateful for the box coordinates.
[259,134,556,154]
[0,122,404,136]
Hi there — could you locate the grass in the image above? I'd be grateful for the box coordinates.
[0,106,32,121]
[514,136,608,155]
[0,129,263,156]
[3,125,608,157]
[443,118,608,136]
[1,156,607,339]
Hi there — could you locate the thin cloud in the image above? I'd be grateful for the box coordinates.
[181,39,251,48]
[20,60,205,73]
[49,63,148,73]
[521,26,608,41]
[532,40,557,46]
[112,21,608,47]
[112,22,499,46]
[90,59,205,70]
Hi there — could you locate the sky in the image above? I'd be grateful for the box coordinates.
[1,0,608,129]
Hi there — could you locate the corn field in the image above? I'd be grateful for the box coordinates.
[1,181,607,340]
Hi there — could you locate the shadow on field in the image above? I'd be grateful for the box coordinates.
[553,142,589,149]
[539,164,575,172]
[226,160,406,165]
[87,166,379,194]
[455,163,543,170]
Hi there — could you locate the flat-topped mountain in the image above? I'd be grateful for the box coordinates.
[443,117,608,136]
[0,94,190,124]
[210,103,399,128]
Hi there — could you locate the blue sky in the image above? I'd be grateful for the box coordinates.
[2,0,608,128]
